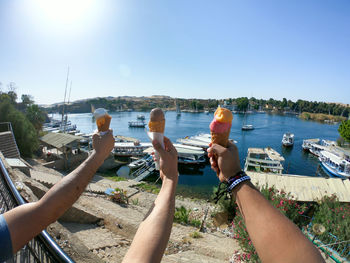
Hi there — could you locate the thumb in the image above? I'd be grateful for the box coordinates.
[209,143,226,156]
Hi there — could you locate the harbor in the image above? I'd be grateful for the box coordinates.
[40,111,349,200]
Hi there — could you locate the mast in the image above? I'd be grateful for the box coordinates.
[61,67,70,132]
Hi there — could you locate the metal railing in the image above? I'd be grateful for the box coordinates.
[0,157,74,263]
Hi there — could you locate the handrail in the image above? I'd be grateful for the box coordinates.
[0,157,74,263]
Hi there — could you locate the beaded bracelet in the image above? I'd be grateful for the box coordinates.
[227,171,251,192]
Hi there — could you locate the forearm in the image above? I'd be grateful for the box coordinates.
[37,151,104,220]
[234,182,324,263]
[4,151,104,253]
[123,177,177,263]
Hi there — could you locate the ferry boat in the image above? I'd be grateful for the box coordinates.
[242,124,254,131]
[302,138,320,151]
[137,115,145,120]
[244,147,285,174]
[319,150,350,178]
[114,141,152,157]
[128,121,146,128]
[282,133,294,147]
[143,143,206,166]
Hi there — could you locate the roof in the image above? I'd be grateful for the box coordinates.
[265,148,285,162]
[321,150,349,164]
[247,148,266,155]
[40,133,83,149]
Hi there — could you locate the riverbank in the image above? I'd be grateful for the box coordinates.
[299,112,346,123]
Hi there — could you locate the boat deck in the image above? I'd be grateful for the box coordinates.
[247,171,350,202]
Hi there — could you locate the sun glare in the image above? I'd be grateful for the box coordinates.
[23,0,101,35]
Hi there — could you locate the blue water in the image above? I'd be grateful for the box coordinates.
[54,112,340,198]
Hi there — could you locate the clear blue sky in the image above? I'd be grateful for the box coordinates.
[0,0,349,105]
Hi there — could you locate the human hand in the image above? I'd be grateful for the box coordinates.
[92,129,115,161]
[207,141,241,182]
[152,136,178,182]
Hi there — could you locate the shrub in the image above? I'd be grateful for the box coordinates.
[231,185,311,262]
[189,231,202,239]
[312,195,350,260]
[0,100,38,157]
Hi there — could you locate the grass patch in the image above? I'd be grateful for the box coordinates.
[136,182,160,194]
[174,206,201,227]
[101,171,127,182]
[189,231,203,239]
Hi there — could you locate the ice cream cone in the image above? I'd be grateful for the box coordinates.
[94,108,111,133]
[148,108,165,171]
[211,129,231,148]
[209,106,233,148]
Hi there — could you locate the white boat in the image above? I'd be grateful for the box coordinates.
[137,114,145,120]
[128,155,152,169]
[319,150,350,178]
[114,141,152,157]
[244,147,284,174]
[144,144,206,165]
[242,124,254,130]
[204,110,209,115]
[177,137,210,149]
[282,133,294,147]
[302,138,320,151]
[309,144,329,157]
[128,121,146,128]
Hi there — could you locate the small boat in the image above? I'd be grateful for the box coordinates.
[244,147,284,174]
[319,150,350,178]
[242,124,254,131]
[137,114,145,120]
[128,121,146,128]
[128,155,152,169]
[282,133,294,147]
[204,110,209,115]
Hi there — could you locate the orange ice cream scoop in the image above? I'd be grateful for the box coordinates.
[149,108,165,133]
[214,106,233,123]
[94,108,111,132]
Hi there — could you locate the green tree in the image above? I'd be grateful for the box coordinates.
[26,104,45,132]
[338,120,350,143]
[0,99,38,157]
[21,94,34,106]
[236,97,249,112]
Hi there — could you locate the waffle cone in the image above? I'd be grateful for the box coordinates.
[97,114,111,132]
[211,129,230,147]
[149,120,165,133]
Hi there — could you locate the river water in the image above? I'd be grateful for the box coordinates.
[54,112,340,198]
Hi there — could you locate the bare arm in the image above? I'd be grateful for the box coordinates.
[123,136,178,263]
[208,142,324,263]
[4,130,114,253]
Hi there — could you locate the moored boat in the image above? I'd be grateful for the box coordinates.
[242,124,254,131]
[244,147,284,174]
[282,133,294,147]
[319,150,350,178]
[128,121,146,128]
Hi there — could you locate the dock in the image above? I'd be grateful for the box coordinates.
[247,171,350,202]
